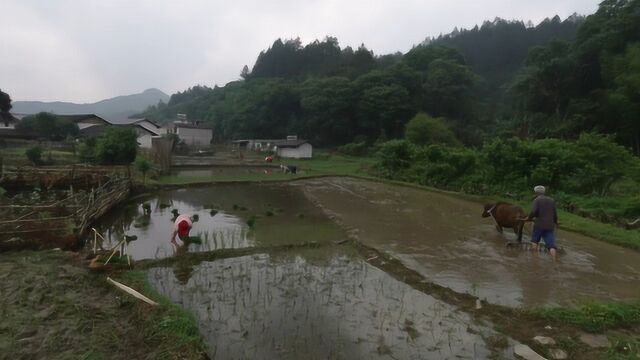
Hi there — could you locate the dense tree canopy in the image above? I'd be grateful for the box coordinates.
[509,0,640,153]
[15,112,78,140]
[140,1,640,154]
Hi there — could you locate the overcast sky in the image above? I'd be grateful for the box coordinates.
[1,0,600,103]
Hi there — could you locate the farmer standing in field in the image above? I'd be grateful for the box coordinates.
[526,185,558,261]
[171,213,194,246]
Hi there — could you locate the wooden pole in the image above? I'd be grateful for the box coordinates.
[104,238,126,265]
[106,277,158,306]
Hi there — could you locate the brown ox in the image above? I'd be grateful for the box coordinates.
[482,202,526,242]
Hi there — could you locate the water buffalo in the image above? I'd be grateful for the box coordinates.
[482,202,526,242]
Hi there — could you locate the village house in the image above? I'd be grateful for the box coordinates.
[233,136,313,159]
[116,118,166,149]
[60,114,111,138]
[275,136,312,159]
[172,115,213,147]
[0,113,169,150]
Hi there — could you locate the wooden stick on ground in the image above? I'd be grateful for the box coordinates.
[106,277,158,306]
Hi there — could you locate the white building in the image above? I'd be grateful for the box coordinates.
[117,118,166,149]
[174,122,213,147]
[275,139,313,159]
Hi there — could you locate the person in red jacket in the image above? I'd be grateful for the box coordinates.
[171,213,193,246]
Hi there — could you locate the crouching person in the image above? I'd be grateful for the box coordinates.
[171,213,193,246]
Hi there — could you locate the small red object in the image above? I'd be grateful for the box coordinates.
[177,220,191,237]
[265,156,273,163]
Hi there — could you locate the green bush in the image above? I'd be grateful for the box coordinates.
[375,140,416,179]
[405,112,459,146]
[77,142,95,163]
[337,141,369,156]
[412,145,481,189]
[134,157,152,185]
[94,128,138,165]
[25,145,43,165]
[375,134,640,198]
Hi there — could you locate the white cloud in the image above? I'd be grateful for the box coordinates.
[0,0,600,102]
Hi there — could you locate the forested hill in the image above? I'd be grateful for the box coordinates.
[431,15,582,103]
[142,0,640,153]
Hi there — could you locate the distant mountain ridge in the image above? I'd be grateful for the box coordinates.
[12,88,170,122]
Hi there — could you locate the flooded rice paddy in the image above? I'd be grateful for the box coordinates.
[148,246,505,359]
[298,177,640,307]
[95,176,640,358]
[94,183,344,260]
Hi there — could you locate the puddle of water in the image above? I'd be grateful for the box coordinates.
[148,247,501,359]
[298,177,640,307]
[171,166,279,178]
[93,183,344,260]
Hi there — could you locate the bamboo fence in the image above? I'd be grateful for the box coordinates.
[0,175,131,249]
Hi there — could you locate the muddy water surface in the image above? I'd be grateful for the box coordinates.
[94,183,344,260]
[298,177,640,306]
[147,247,505,360]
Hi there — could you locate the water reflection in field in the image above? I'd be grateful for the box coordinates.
[93,183,344,260]
[148,247,501,360]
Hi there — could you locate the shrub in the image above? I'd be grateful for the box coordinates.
[134,157,152,185]
[25,145,43,165]
[94,127,138,165]
[77,142,95,163]
[375,140,416,179]
[337,141,368,156]
[375,135,640,198]
[412,145,480,189]
[405,112,460,146]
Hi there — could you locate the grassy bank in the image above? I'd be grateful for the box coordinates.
[1,146,76,166]
[0,250,205,360]
[116,271,205,358]
[533,301,640,333]
[545,208,640,251]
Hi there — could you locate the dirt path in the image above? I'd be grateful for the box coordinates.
[0,250,205,360]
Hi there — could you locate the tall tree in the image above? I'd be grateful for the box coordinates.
[240,65,250,79]
[15,112,79,140]
[0,89,11,113]
[300,77,356,145]
[357,84,414,140]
